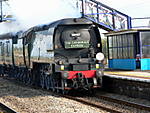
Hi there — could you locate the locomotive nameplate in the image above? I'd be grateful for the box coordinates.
[65,40,89,49]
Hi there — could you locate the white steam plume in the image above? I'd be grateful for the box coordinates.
[9,0,81,28]
[0,0,81,34]
[0,21,23,34]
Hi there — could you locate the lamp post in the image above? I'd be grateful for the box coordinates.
[0,0,2,22]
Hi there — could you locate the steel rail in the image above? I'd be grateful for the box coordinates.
[2,77,150,112]
[0,102,17,113]
[62,95,122,113]
[95,94,150,112]
[1,77,121,113]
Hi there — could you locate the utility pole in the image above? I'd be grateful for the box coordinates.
[81,0,84,17]
[0,0,2,22]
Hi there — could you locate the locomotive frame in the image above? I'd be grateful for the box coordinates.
[0,18,104,93]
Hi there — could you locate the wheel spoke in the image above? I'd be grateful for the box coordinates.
[56,82,59,93]
[61,79,69,94]
[45,76,50,90]
[40,71,45,89]
[51,78,55,92]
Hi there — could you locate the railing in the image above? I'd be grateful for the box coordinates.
[131,17,150,29]
[78,0,132,31]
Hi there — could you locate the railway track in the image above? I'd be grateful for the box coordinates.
[62,94,122,113]
[62,92,150,113]
[1,77,123,112]
[2,77,150,113]
[0,102,17,113]
[95,93,150,112]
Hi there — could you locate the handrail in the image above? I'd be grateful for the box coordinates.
[131,17,150,29]
[79,0,132,31]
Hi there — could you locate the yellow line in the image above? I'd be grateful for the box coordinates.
[105,72,150,78]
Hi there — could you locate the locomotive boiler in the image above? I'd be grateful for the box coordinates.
[0,18,104,93]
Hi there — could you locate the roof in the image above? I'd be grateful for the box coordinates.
[104,28,150,36]
[23,18,93,37]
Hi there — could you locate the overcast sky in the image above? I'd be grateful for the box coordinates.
[98,0,150,18]
[1,0,150,32]
[4,0,150,18]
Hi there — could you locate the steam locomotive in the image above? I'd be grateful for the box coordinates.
[0,18,104,93]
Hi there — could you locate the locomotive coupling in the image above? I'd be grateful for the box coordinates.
[72,73,86,89]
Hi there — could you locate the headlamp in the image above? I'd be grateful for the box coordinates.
[60,65,65,71]
[59,61,63,65]
[96,52,104,61]
[96,64,100,69]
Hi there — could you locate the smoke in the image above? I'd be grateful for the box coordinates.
[0,21,23,34]
[0,0,81,34]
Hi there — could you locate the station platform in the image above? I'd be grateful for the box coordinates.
[104,69,150,83]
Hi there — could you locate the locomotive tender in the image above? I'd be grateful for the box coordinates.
[0,18,104,93]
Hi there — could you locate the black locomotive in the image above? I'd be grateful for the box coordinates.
[0,18,104,93]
